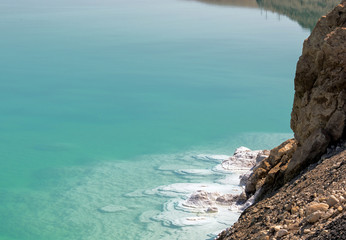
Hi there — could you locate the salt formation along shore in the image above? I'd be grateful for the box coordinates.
[129,147,270,238]
[216,0,346,239]
[180,147,269,213]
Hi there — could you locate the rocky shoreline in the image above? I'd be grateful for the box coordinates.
[180,147,270,214]
[215,0,346,239]
[216,144,346,240]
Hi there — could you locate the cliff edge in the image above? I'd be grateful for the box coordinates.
[217,1,346,239]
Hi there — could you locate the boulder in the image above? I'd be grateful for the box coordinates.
[306,203,329,215]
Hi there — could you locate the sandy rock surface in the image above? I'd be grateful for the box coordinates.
[216,149,346,240]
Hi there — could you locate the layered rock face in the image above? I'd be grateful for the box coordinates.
[217,1,346,239]
[288,0,346,181]
[245,139,297,196]
[252,0,346,201]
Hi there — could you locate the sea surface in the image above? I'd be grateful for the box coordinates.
[0,0,311,239]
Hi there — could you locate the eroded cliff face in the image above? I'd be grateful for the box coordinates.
[253,0,346,201]
[217,1,346,239]
[288,0,346,180]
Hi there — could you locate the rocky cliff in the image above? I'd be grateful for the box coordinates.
[217,146,346,240]
[217,1,346,239]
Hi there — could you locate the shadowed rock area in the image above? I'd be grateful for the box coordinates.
[217,1,345,239]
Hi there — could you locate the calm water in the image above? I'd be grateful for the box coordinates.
[0,0,309,239]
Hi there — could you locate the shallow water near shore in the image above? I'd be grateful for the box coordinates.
[0,0,310,239]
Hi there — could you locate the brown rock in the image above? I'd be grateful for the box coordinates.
[287,0,346,181]
[326,195,339,207]
[306,211,323,223]
[306,203,329,215]
[215,1,346,238]
[291,206,299,214]
[245,167,267,194]
[245,139,297,196]
[256,231,269,240]
[322,208,335,219]
[216,151,346,240]
[277,229,288,237]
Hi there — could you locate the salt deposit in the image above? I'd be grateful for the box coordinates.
[145,147,269,231]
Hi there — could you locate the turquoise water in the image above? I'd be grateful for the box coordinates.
[0,0,309,239]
